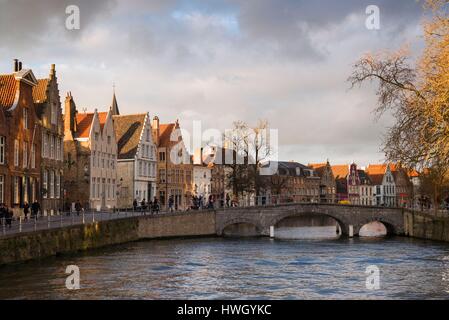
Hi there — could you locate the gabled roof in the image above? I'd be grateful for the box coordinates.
[75,111,108,138]
[366,164,388,185]
[331,165,349,180]
[358,169,372,185]
[159,123,177,147]
[0,74,17,108]
[263,161,315,177]
[113,113,146,159]
[308,162,330,178]
[32,79,49,103]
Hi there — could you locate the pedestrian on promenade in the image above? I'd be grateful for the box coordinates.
[4,205,12,229]
[75,200,82,216]
[0,203,5,226]
[141,198,146,212]
[168,195,175,212]
[133,199,138,212]
[148,199,153,214]
[31,200,40,219]
[23,201,30,221]
[152,197,159,214]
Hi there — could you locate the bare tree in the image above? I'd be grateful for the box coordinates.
[349,0,449,210]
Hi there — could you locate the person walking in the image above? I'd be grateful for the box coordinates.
[23,201,30,221]
[226,193,230,208]
[0,203,5,226]
[31,200,40,219]
[152,197,159,214]
[168,195,174,212]
[4,205,12,229]
[133,199,138,211]
[75,200,82,216]
[141,198,146,212]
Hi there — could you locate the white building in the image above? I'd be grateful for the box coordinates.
[193,165,211,199]
[113,111,157,207]
[367,164,396,207]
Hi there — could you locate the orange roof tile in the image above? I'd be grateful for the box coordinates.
[366,164,387,176]
[75,112,109,138]
[32,79,49,103]
[75,113,95,138]
[159,123,176,147]
[0,74,18,108]
[308,163,326,169]
[331,165,349,179]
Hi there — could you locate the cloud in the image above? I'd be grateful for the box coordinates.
[0,0,426,164]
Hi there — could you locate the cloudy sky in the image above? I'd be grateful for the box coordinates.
[0,0,426,166]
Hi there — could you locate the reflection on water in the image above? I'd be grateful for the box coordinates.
[275,226,340,240]
[1,236,449,299]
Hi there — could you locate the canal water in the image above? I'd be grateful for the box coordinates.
[1,231,449,299]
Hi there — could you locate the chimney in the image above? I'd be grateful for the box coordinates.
[13,59,18,72]
[64,92,77,139]
[18,61,22,71]
[50,64,56,78]
[152,116,160,146]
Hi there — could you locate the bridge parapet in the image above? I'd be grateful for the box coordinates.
[216,203,405,236]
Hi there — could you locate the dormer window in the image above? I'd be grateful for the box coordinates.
[107,136,111,144]
[94,132,99,141]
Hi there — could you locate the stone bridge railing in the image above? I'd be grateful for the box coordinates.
[215,203,405,236]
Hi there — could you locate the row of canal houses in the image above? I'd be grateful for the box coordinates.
[0,60,421,216]
[0,60,197,215]
[260,161,418,208]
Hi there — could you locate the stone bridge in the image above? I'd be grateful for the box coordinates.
[215,203,405,237]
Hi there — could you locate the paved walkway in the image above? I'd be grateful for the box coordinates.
[0,210,160,238]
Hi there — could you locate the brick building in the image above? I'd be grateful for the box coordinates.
[308,161,336,203]
[33,64,64,215]
[152,117,193,210]
[0,60,41,215]
[63,93,118,211]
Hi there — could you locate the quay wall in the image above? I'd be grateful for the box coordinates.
[0,211,216,265]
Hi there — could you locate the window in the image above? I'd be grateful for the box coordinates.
[139,161,143,176]
[97,178,100,199]
[94,132,99,141]
[0,136,5,164]
[14,140,19,167]
[31,144,35,168]
[23,108,28,129]
[107,179,111,199]
[13,177,19,204]
[56,138,60,161]
[159,169,166,183]
[146,129,150,142]
[56,172,61,199]
[112,179,115,199]
[42,131,47,158]
[107,135,111,144]
[159,151,165,162]
[60,137,64,161]
[43,171,48,199]
[23,142,28,168]
[91,178,96,198]
[51,103,57,125]
[0,175,3,204]
[50,135,55,159]
[49,171,55,199]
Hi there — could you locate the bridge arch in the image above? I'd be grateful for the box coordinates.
[356,217,397,236]
[268,210,350,236]
[218,217,264,237]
